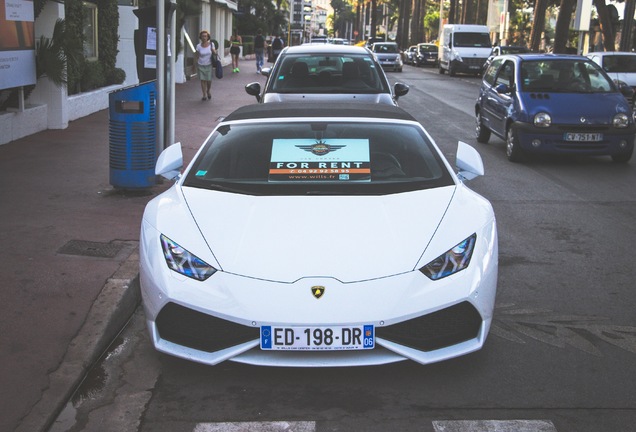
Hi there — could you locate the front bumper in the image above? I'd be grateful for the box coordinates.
[139,222,498,367]
[451,58,487,74]
[514,121,636,156]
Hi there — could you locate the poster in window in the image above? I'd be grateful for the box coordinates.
[0,0,36,90]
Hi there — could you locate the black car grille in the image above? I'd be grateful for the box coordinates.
[156,301,482,354]
[376,302,482,352]
[156,303,259,352]
[464,57,487,68]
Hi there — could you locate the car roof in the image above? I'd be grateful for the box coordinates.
[286,44,371,55]
[500,53,589,62]
[588,51,636,57]
[223,102,416,122]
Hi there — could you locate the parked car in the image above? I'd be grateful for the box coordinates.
[481,45,530,74]
[415,43,439,67]
[587,51,636,106]
[371,42,403,72]
[475,53,635,162]
[245,44,409,105]
[140,101,499,367]
[405,45,418,65]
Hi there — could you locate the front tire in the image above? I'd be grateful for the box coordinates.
[438,64,445,74]
[506,125,525,162]
[475,111,491,143]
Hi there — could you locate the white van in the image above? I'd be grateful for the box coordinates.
[438,24,492,76]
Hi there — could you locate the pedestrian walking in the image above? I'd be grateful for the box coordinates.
[195,30,216,100]
[254,29,265,74]
[230,29,242,73]
[271,34,284,63]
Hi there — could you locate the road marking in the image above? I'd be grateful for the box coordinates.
[433,420,557,432]
[193,422,316,432]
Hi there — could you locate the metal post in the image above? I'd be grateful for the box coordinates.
[167,0,176,148]
[156,0,165,155]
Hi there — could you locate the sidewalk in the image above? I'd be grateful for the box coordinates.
[0,59,266,432]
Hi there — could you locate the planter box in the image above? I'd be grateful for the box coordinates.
[0,105,48,146]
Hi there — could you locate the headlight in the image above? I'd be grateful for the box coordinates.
[534,112,551,127]
[613,113,629,128]
[420,234,477,280]
[160,234,217,281]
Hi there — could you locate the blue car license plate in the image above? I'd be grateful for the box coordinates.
[564,132,603,142]
[260,325,374,350]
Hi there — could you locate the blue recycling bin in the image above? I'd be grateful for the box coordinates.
[108,81,157,188]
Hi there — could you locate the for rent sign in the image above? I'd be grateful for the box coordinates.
[0,0,36,90]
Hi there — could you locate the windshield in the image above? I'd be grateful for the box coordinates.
[184,121,454,195]
[602,55,636,73]
[521,59,614,93]
[419,45,437,53]
[453,32,491,48]
[269,54,390,94]
[373,44,399,53]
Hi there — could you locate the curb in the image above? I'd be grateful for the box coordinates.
[16,244,142,432]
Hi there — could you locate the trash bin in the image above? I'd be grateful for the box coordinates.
[108,81,157,188]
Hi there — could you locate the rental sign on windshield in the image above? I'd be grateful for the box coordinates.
[269,138,371,182]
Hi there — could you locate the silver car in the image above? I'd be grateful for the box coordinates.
[245,44,409,105]
[371,42,403,72]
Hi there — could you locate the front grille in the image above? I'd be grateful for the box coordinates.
[376,302,482,352]
[156,303,259,352]
[464,57,487,68]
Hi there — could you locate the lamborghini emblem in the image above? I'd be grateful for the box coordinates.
[311,286,325,299]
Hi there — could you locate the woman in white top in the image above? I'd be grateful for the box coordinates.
[195,30,216,100]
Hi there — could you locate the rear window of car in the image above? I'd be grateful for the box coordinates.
[184,121,454,195]
[269,54,389,94]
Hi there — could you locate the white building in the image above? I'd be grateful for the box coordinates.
[0,0,236,145]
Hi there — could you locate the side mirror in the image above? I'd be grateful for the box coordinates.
[394,82,409,99]
[245,82,262,102]
[494,83,512,94]
[456,141,484,181]
[155,142,183,181]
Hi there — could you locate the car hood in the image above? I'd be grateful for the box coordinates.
[262,93,396,105]
[519,91,630,123]
[603,71,636,87]
[181,186,456,282]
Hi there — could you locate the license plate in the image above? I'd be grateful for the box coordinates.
[564,132,603,142]
[260,325,374,351]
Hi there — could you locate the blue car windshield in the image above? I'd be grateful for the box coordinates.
[521,59,614,93]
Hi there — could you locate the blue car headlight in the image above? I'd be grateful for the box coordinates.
[613,113,629,128]
[534,112,551,127]
[419,234,477,280]
[160,234,217,281]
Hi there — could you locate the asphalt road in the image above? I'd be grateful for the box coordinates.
[50,64,636,432]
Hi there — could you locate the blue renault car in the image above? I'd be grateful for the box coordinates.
[475,53,635,162]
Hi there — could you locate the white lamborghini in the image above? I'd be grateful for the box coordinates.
[139,102,498,367]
